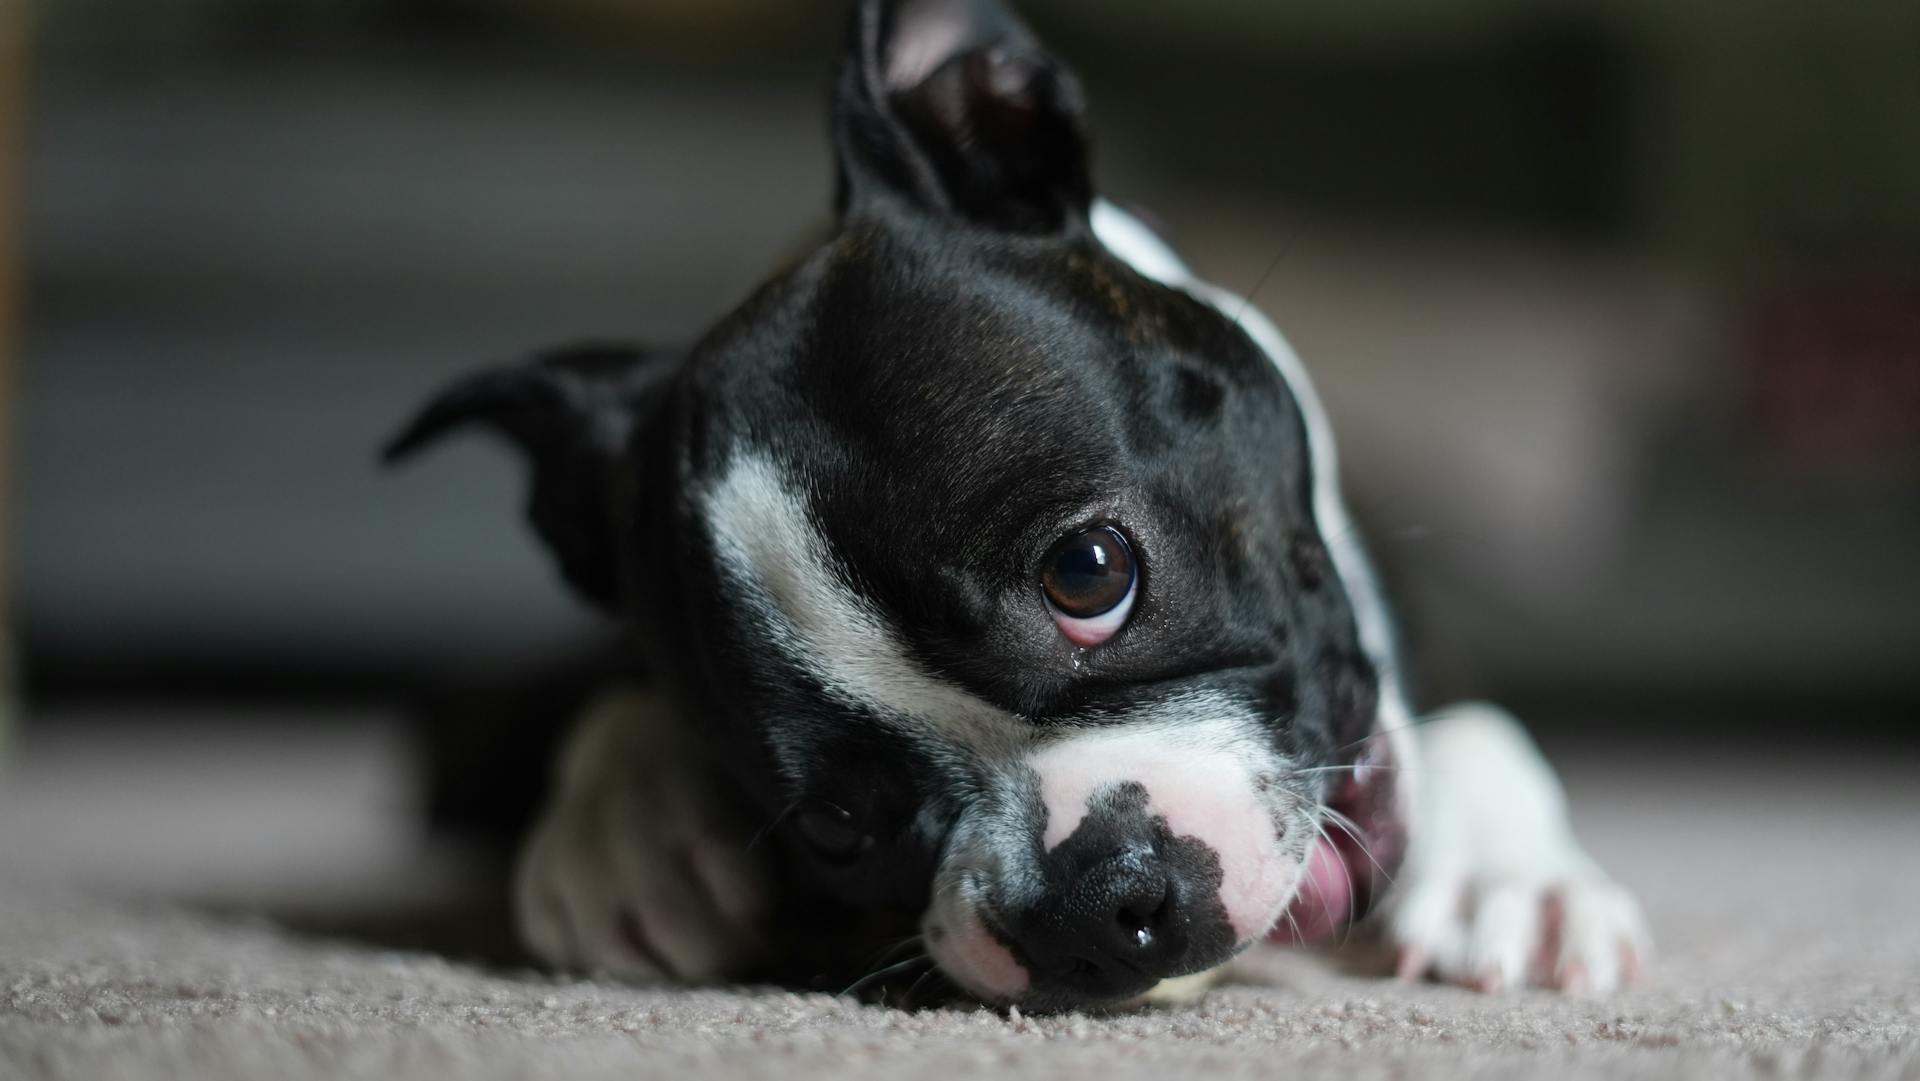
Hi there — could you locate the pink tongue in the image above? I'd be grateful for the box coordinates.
[1266,836,1352,945]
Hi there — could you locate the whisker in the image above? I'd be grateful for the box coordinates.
[1373,524,1499,552]
[1331,715,1443,758]
[854,934,927,978]
[1287,763,1426,777]
[1318,819,1365,951]
[745,798,804,853]
[1282,905,1305,945]
[840,953,933,1000]
[1310,817,1359,943]
[1314,495,1410,561]
[931,869,977,910]
[903,964,948,1010]
[1318,805,1394,889]
[1230,222,1306,329]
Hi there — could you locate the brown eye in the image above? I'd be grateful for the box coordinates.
[1042,526,1138,646]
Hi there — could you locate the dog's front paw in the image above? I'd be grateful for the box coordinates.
[513,689,768,983]
[1387,870,1649,994]
[1386,703,1651,994]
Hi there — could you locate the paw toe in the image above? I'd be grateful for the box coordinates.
[1460,881,1541,992]
[1552,880,1651,994]
[1388,876,1650,995]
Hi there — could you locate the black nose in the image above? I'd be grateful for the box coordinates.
[1008,827,1233,1001]
[1077,854,1182,966]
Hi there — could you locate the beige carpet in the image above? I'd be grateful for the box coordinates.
[1,717,1916,1080]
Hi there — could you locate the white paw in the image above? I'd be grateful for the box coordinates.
[1387,871,1650,994]
[513,689,768,983]
[1387,702,1652,994]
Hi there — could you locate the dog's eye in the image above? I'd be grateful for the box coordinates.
[795,804,875,861]
[1041,525,1137,647]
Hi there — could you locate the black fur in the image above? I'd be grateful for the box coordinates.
[383,343,677,612]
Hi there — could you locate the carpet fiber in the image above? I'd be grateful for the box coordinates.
[2,725,1916,1081]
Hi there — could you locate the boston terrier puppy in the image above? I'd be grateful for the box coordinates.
[386,0,1649,1011]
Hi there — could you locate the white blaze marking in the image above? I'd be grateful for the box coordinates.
[703,453,1030,759]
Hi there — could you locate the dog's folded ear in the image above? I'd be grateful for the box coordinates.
[382,343,677,614]
[835,0,1091,234]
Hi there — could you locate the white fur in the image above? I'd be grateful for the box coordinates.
[513,688,767,983]
[703,452,1032,764]
[1383,703,1651,993]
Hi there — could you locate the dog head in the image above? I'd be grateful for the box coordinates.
[388,0,1406,1011]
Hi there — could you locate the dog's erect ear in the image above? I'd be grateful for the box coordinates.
[834,0,1092,234]
[382,343,676,614]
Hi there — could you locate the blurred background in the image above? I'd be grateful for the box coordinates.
[1,0,1916,945]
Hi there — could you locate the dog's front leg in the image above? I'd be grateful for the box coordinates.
[513,688,770,983]
[1384,703,1651,994]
